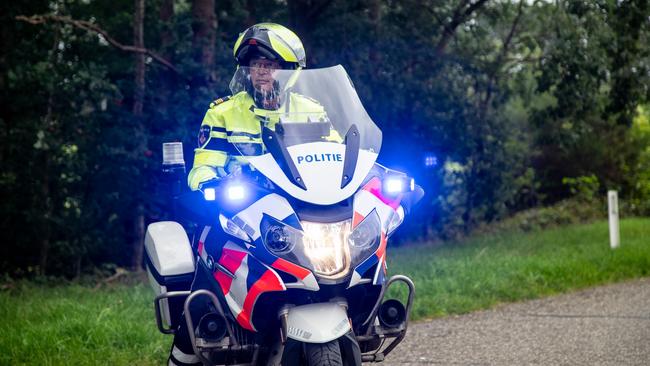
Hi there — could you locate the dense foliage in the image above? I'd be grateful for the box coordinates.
[1,0,648,276]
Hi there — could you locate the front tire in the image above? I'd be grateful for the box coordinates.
[305,341,343,366]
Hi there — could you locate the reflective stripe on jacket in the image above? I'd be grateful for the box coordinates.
[188,91,326,190]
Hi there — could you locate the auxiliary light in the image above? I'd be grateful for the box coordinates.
[226,184,246,201]
[204,187,216,201]
[383,176,415,194]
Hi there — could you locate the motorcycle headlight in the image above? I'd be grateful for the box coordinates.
[301,221,351,279]
[261,216,381,281]
[264,224,298,254]
[349,210,381,249]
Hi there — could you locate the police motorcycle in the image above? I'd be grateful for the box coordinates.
[145,65,424,365]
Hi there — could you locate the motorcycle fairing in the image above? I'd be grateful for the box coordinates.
[348,231,388,288]
[348,178,403,288]
[285,302,351,343]
[248,141,378,205]
[213,241,285,332]
[269,257,318,290]
[227,193,319,291]
[230,193,296,241]
[196,225,213,265]
[211,194,319,332]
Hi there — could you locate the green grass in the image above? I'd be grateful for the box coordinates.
[1,218,649,365]
[0,283,167,365]
[387,217,650,320]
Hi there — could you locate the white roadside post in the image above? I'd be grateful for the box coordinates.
[608,190,620,249]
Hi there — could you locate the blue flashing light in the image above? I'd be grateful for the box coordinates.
[384,178,405,194]
[383,175,415,195]
[227,185,246,201]
[424,154,438,167]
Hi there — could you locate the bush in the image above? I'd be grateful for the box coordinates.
[625,106,650,216]
[479,197,605,234]
[562,175,600,202]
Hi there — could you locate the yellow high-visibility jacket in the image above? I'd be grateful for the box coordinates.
[188,91,328,190]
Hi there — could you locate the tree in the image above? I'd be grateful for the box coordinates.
[531,0,650,201]
[287,0,334,66]
[2,0,648,275]
[191,0,217,88]
[130,0,146,271]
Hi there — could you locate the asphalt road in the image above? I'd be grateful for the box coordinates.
[379,277,650,366]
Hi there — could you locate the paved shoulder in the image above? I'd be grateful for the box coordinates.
[380,278,650,366]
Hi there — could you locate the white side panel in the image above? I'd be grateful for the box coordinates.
[354,190,401,229]
[232,194,295,240]
[249,142,378,205]
[286,303,351,343]
[285,272,320,291]
[144,221,195,277]
[146,269,171,327]
[348,271,363,288]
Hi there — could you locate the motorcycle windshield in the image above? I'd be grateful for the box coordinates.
[228,65,382,155]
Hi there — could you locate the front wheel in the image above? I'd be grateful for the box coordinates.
[305,341,343,366]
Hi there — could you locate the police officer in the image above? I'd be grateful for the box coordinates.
[187,23,323,191]
[169,23,318,366]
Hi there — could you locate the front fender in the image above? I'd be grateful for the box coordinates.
[286,303,351,343]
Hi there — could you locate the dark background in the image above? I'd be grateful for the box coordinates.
[1,0,648,277]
